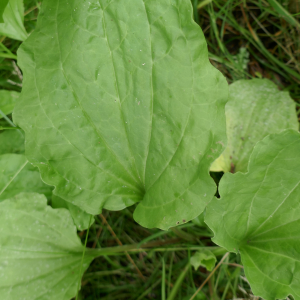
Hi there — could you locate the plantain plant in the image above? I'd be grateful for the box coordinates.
[0,0,299,299]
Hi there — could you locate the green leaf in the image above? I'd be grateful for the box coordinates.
[0,130,25,154]
[206,130,300,300]
[0,0,28,41]
[0,154,53,200]
[0,0,9,23]
[0,89,20,118]
[13,0,227,230]
[52,195,94,230]
[0,192,96,300]
[190,249,216,271]
[211,79,298,173]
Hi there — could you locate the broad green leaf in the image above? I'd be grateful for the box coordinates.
[52,195,94,230]
[206,130,300,300]
[190,249,216,271]
[0,130,25,154]
[0,0,28,41]
[0,0,9,23]
[211,79,298,173]
[0,192,96,300]
[14,0,227,230]
[0,89,20,118]
[0,154,53,200]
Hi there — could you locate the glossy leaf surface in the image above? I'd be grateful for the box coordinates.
[211,79,298,173]
[206,130,300,300]
[0,193,95,300]
[0,0,27,41]
[0,154,52,200]
[0,90,20,119]
[14,0,227,230]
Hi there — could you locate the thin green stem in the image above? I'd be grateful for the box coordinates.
[167,262,190,300]
[87,244,227,258]
[0,52,18,59]
[0,42,17,59]
[167,253,174,297]
[75,216,93,300]
[137,279,161,300]
[197,0,213,9]
[0,109,16,127]
[162,257,166,300]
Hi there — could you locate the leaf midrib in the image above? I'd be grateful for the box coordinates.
[53,0,142,191]
[141,0,154,187]
[144,4,195,192]
[98,0,143,185]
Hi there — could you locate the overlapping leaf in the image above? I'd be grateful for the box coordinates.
[0,0,27,41]
[206,130,300,300]
[0,0,9,23]
[0,130,25,154]
[211,79,298,173]
[0,154,52,200]
[14,0,227,229]
[0,90,20,119]
[52,195,93,230]
[0,193,96,300]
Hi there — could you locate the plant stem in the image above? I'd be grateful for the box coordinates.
[87,241,227,258]
[75,216,92,300]
[0,52,18,59]
[0,109,16,127]
[162,257,166,300]
[167,262,190,300]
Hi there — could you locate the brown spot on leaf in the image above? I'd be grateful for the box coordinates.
[230,162,235,173]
